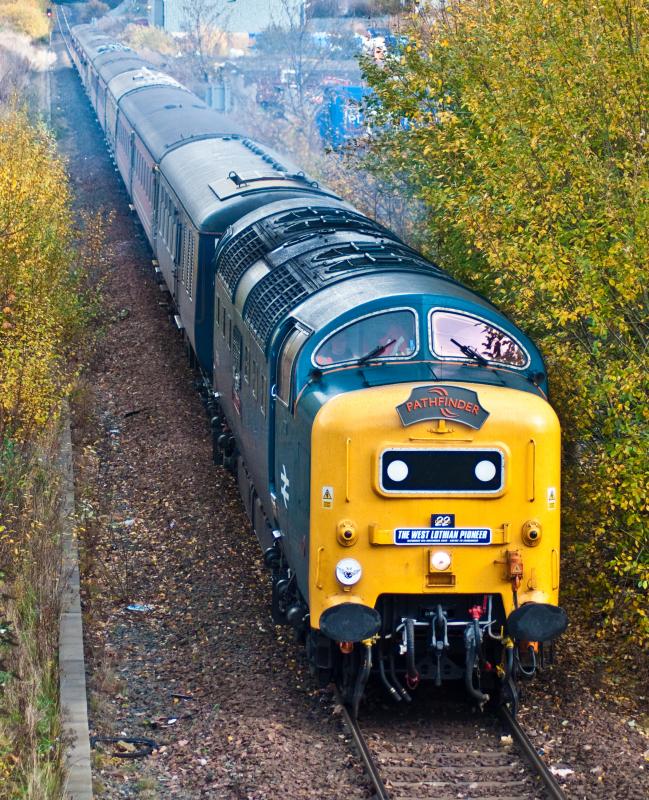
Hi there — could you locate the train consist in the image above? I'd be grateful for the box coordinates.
[68,22,567,714]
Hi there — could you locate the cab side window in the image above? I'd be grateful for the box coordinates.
[277,327,309,407]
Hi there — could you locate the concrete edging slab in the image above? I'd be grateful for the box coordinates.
[59,412,93,800]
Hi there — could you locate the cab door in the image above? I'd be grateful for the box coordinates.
[271,325,308,489]
[271,324,310,587]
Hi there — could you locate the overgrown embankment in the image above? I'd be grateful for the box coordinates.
[362,1,648,658]
[0,100,99,797]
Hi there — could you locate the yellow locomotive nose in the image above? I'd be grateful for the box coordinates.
[308,382,561,634]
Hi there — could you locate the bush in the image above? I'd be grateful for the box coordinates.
[0,2,49,40]
[0,108,92,441]
[0,432,65,800]
[76,1,110,24]
[123,22,178,57]
[363,0,649,649]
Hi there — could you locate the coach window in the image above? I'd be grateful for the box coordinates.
[181,227,188,286]
[187,233,195,296]
[429,310,529,368]
[173,214,180,262]
[158,189,167,243]
[277,327,309,407]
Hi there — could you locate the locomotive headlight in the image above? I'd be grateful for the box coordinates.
[335,558,362,586]
[430,550,452,571]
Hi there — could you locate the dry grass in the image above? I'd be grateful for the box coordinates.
[0,424,66,799]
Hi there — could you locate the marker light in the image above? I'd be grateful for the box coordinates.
[335,558,362,586]
[387,459,408,482]
[430,551,452,571]
[475,459,497,482]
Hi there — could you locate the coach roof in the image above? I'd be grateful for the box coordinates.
[107,67,189,105]
[118,85,241,161]
[160,137,335,233]
[95,53,153,84]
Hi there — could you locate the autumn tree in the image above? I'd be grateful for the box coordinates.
[181,0,233,82]
[363,0,649,647]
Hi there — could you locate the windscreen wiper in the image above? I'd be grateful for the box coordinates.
[356,338,396,366]
[450,337,489,366]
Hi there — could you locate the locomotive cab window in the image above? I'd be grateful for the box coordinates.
[314,310,417,368]
[277,327,309,407]
[430,310,529,368]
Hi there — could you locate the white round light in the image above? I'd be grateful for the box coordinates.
[335,558,362,586]
[475,459,497,482]
[387,459,409,482]
[431,551,452,571]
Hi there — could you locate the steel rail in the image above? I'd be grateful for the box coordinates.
[335,689,567,800]
[54,6,75,67]
[55,6,73,41]
[333,688,391,800]
[499,705,567,800]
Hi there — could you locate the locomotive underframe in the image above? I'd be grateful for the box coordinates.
[266,537,518,710]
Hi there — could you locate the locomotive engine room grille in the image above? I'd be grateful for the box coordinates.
[244,264,309,346]
[379,448,504,494]
[217,228,266,294]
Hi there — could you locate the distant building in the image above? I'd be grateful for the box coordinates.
[149,0,303,35]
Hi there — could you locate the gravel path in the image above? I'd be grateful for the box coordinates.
[50,20,648,800]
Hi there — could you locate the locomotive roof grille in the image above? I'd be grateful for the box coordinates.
[269,208,394,237]
[311,241,445,273]
[216,206,389,298]
[323,257,437,275]
[217,208,383,296]
[96,43,133,54]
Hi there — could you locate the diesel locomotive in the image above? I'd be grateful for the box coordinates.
[68,22,567,715]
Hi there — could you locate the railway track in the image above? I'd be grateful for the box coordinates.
[335,688,567,800]
[55,4,73,42]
